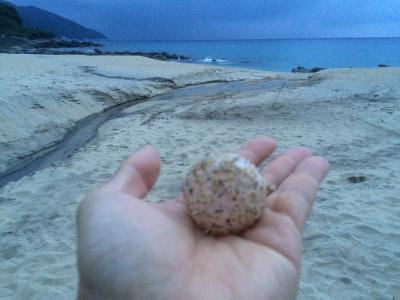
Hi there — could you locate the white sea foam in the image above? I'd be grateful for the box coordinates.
[199,57,230,64]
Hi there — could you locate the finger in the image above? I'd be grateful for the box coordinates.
[270,156,329,230]
[262,146,312,188]
[238,137,277,166]
[104,145,161,198]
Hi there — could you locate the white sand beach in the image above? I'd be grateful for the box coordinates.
[0,54,399,299]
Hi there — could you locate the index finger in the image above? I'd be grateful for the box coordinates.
[238,137,277,166]
[100,145,161,198]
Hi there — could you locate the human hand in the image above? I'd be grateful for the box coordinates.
[77,137,329,300]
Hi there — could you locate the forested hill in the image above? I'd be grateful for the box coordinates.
[0,1,106,39]
[0,2,53,38]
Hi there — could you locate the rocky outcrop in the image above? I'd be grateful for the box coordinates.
[0,37,191,61]
[291,66,326,73]
[33,39,102,49]
[83,50,191,61]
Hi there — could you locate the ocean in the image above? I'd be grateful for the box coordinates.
[101,38,400,72]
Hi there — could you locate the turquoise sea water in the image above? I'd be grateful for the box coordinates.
[101,38,400,72]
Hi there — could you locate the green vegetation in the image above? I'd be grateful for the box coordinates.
[0,3,54,39]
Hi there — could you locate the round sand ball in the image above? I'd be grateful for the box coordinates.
[182,153,275,236]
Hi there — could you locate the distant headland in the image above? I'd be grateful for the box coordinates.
[0,0,106,40]
[0,1,191,61]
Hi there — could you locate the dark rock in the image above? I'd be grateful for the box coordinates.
[92,51,191,61]
[347,175,366,184]
[291,66,310,73]
[0,36,105,53]
[291,66,326,73]
[93,47,102,54]
[378,64,390,68]
[311,67,326,72]
[0,38,191,61]
[0,36,30,47]
[339,277,352,284]
[33,39,103,49]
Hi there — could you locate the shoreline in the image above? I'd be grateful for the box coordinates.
[0,37,191,61]
[2,38,395,74]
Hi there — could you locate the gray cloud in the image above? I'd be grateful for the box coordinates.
[11,0,400,39]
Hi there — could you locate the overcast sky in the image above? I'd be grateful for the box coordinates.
[11,0,400,40]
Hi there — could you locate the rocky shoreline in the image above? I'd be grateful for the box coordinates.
[0,36,101,50]
[0,36,191,61]
[33,48,192,61]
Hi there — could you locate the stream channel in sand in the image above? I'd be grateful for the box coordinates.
[0,79,302,188]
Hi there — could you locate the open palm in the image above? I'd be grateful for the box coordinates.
[77,138,329,300]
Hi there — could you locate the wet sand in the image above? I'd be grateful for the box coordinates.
[0,54,399,299]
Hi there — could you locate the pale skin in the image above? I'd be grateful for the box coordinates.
[77,137,329,300]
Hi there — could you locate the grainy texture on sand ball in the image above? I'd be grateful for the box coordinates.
[183,154,275,236]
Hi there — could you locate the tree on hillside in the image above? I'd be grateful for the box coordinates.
[0,3,54,39]
[0,3,22,25]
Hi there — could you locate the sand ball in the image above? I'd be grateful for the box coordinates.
[182,153,274,236]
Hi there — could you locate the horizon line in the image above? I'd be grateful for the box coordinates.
[104,36,400,42]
